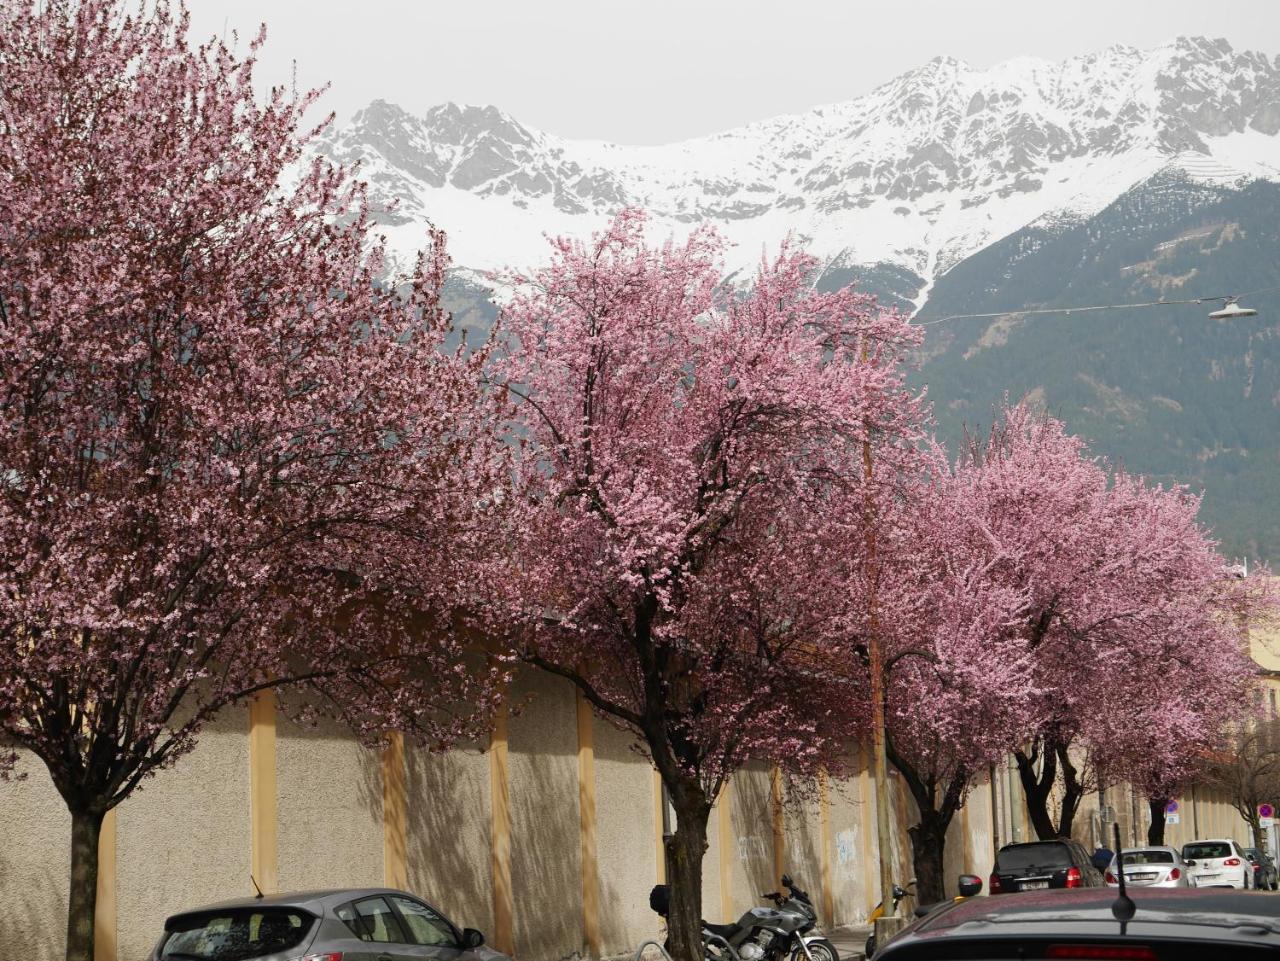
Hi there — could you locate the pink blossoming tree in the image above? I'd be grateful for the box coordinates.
[869,443,1039,904]
[956,407,1260,842]
[0,4,505,959]
[490,210,922,961]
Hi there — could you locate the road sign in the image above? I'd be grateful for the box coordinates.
[1262,817,1274,829]
[1166,800,1180,815]
[1166,812,1180,825]
[1260,803,1275,819]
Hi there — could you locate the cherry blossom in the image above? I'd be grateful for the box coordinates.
[489,209,922,961]
[0,4,506,958]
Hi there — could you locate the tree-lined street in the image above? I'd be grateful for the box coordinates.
[4,3,1280,961]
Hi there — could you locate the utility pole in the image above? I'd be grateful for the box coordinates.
[860,338,896,925]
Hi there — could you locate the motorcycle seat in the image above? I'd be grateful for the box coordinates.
[702,922,741,940]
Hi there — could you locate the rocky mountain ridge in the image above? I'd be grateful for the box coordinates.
[320,36,1280,286]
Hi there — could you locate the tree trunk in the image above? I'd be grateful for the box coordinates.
[1054,744,1084,839]
[1247,813,1264,854]
[885,736,965,906]
[66,806,104,961]
[907,811,950,905]
[1147,798,1168,846]
[1014,744,1059,840]
[665,790,713,961]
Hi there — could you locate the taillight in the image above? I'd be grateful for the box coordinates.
[1065,866,1082,888]
[289,954,343,961]
[989,872,1003,894]
[1170,867,1180,880]
[1104,870,1116,883]
[1225,857,1242,866]
[1046,946,1156,960]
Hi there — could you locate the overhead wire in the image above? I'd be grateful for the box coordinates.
[912,284,1280,327]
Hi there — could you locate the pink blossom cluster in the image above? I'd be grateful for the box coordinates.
[0,0,509,803]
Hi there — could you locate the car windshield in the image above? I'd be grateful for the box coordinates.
[1121,850,1174,865]
[996,843,1072,872]
[1183,842,1232,860]
[161,908,314,961]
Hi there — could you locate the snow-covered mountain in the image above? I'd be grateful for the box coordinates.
[319,36,1280,301]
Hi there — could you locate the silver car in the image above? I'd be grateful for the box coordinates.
[1102,846,1190,888]
[148,887,509,961]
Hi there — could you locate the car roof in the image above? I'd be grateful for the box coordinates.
[1120,845,1179,853]
[164,888,417,919]
[999,838,1074,847]
[879,888,1280,957]
[1183,837,1237,844]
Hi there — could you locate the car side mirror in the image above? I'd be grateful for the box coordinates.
[781,873,793,889]
[462,929,485,950]
[957,874,983,898]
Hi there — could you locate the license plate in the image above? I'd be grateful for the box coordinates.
[1021,881,1049,890]
[1130,874,1157,882]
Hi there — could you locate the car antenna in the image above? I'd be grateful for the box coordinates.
[1110,823,1135,924]
[251,875,264,900]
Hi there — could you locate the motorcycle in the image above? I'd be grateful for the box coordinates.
[649,873,839,961]
[863,875,983,958]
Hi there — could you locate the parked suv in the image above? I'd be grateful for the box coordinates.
[989,839,1104,894]
[148,887,505,961]
[1243,847,1279,890]
[1181,838,1254,889]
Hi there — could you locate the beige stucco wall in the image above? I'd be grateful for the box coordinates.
[7,679,1278,961]
[0,750,70,961]
[276,712,384,893]
[826,770,871,925]
[779,781,823,919]
[727,763,777,913]
[405,738,495,938]
[593,715,660,954]
[507,671,584,961]
[114,711,253,961]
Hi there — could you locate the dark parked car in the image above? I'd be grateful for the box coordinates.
[1243,847,1279,890]
[989,839,1105,894]
[148,887,506,961]
[875,887,1280,960]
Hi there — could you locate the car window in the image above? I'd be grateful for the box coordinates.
[391,896,458,947]
[995,843,1072,872]
[350,897,408,943]
[1122,850,1174,864]
[1183,842,1232,859]
[161,908,313,961]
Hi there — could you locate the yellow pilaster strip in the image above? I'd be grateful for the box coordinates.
[94,807,117,961]
[654,768,667,883]
[961,796,973,878]
[489,704,514,955]
[383,732,407,889]
[819,771,835,926]
[576,692,602,958]
[249,691,278,894]
[858,745,874,916]
[718,778,735,921]
[771,765,786,888]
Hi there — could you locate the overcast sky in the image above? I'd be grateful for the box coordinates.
[185,0,1278,144]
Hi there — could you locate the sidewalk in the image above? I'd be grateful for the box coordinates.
[826,925,872,961]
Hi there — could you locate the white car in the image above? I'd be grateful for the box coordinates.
[1103,846,1191,887]
[1181,838,1254,889]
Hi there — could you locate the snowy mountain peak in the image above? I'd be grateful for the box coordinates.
[319,38,1280,283]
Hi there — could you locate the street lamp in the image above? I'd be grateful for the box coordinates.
[1208,299,1258,320]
